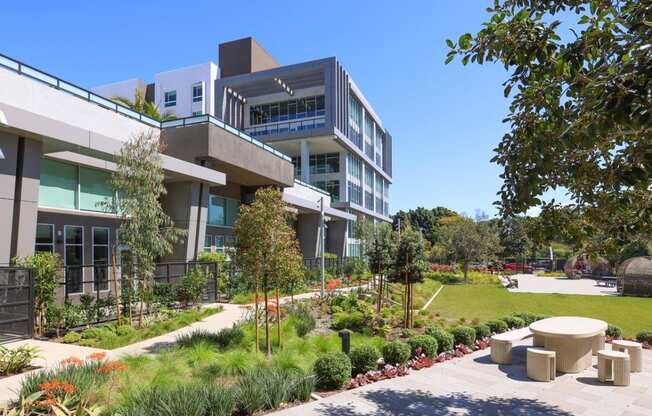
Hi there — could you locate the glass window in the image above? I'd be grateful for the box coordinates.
[204,235,212,252]
[215,235,225,252]
[164,91,176,107]
[365,115,374,138]
[35,224,54,253]
[208,196,226,226]
[225,199,240,227]
[79,167,113,212]
[65,225,83,294]
[348,181,362,205]
[192,84,203,103]
[316,96,325,112]
[39,159,77,210]
[93,227,109,291]
[365,168,374,189]
[365,191,374,210]
[326,153,339,173]
[192,111,203,116]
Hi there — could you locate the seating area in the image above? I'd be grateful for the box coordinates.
[490,316,644,387]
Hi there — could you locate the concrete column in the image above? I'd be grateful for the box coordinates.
[161,181,209,261]
[300,140,310,183]
[296,213,320,258]
[0,133,42,263]
[326,220,346,258]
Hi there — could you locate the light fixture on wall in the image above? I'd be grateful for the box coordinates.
[273,77,294,96]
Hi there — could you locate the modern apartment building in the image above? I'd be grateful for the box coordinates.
[95,37,393,257]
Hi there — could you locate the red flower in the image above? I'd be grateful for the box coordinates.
[87,352,107,361]
[60,356,83,367]
[97,360,127,374]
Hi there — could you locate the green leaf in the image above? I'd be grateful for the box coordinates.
[446,39,454,48]
[445,55,455,64]
[458,33,473,50]
[503,84,512,98]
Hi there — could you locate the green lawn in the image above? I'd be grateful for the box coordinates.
[427,283,652,336]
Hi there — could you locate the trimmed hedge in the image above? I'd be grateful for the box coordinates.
[486,320,509,334]
[313,352,352,390]
[472,324,491,340]
[450,326,476,347]
[407,335,438,358]
[636,331,652,344]
[349,345,380,376]
[606,324,622,340]
[501,316,525,329]
[425,325,454,353]
[382,341,411,365]
[511,312,537,326]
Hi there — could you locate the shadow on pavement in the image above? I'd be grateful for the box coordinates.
[316,390,574,415]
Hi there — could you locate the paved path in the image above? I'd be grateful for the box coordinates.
[509,274,617,296]
[273,341,652,416]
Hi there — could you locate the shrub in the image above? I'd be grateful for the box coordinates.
[313,352,352,390]
[450,326,476,347]
[636,331,652,344]
[118,383,220,416]
[205,385,236,416]
[214,326,245,349]
[0,345,39,376]
[472,324,491,340]
[381,341,411,365]
[331,311,366,332]
[425,325,454,353]
[606,324,622,339]
[287,372,316,402]
[235,374,267,414]
[177,267,209,306]
[486,320,509,334]
[62,332,81,344]
[289,303,316,337]
[532,313,551,322]
[407,335,438,357]
[349,345,380,375]
[511,312,537,326]
[501,316,525,329]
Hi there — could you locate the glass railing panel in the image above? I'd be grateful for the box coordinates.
[140,115,159,126]
[58,81,88,99]
[0,55,20,71]
[117,106,141,119]
[21,66,57,86]
[224,124,239,135]
[185,115,209,125]
[89,94,117,110]
[161,119,184,128]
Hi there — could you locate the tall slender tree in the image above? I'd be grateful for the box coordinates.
[104,131,185,326]
[388,225,428,328]
[365,223,396,313]
[234,187,303,355]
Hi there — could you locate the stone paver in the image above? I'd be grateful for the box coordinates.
[273,341,652,416]
[509,274,617,296]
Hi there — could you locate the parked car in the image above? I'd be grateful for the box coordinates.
[503,262,533,273]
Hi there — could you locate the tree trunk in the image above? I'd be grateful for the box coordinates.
[111,248,121,326]
[264,277,271,356]
[464,263,469,283]
[254,271,259,354]
[376,273,383,314]
[138,279,146,328]
[276,287,281,349]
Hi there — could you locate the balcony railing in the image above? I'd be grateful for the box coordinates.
[245,116,326,138]
[161,115,292,162]
[0,53,293,164]
[294,179,330,197]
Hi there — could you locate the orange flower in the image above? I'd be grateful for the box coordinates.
[39,379,76,399]
[327,278,342,291]
[60,356,83,367]
[97,360,127,374]
[87,352,107,361]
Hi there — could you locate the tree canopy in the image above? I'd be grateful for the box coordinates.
[447,0,652,254]
[440,217,500,281]
[392,206,457,245]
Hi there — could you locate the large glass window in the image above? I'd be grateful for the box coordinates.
[204,235,212,252]
[65,225,83,295]
[375,129,384,167]
[35,224,54,253]
[364,168,374,189]
[249,95,325,126]
[365,191,374,211]
[208,195,240,227]
[93,227,109,292]
[312,180,340,202]
[292,156,301,178]
[79,167,112,212]
[164,91,176,107]
[192,83,203,103]
[39,159,77,210]
[348,95,362,149]
[309,153,340,175]
[348,181,362,205]
[347,154,362,181]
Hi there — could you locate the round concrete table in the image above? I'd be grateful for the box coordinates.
[529,317,607,373]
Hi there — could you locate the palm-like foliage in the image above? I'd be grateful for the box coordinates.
[111,89,176,121]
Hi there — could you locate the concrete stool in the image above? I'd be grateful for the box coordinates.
[592,332,605,356]
[597,350,630,386]
[533,334,545,347]
[527,348,556,382]
[612,340,643,372]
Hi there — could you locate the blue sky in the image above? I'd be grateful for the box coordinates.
[2,1,522,217]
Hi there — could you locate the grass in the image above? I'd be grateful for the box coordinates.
[535,271,567,277]
[426,283,652,336]
[76,307,223,349]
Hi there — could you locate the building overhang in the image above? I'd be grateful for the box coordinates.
[161,118,294,187]
[332,201,392,223]
[283,181,355,222]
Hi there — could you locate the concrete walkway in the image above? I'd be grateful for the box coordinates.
[273,341,652,416]
[509,274,617,296]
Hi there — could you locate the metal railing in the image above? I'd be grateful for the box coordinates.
[0,53,293,164]
[161,115,292,162]
[245,116,326,138]
[293,179,330,196]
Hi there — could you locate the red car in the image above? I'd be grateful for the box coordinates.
[503,263,533,273]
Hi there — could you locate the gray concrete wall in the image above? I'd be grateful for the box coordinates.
[297,213,321,258]
[326,220,347,258]
[161,181,208,262]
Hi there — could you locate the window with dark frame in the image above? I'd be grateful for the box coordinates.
[92,227,109,292]
[192,84,203,103]
[35,223,54,253]
[164,90,176,107]
[64,225,83,294]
